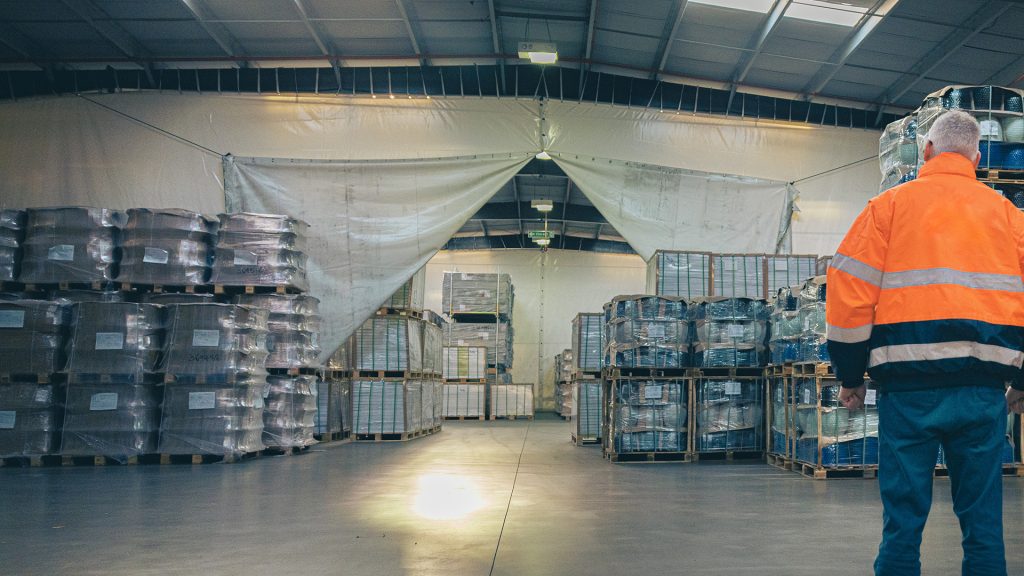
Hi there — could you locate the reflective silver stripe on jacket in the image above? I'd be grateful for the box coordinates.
[830,253,883,287]
[881,268,1024,292]
[868,341,1024,369]
[826,323,873,344]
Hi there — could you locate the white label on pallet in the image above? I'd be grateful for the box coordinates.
[865,389,877,406]
[89,393,118,411]
[644,384,663,400]
[726,324,745,338]
[191,329,220,347]
[774,259,789,271]
[94,332,124,350]
[188,391,216,410]
[35,388,51,403]
[0,310,25,328]
[0,411,15,429]
[724,381,742,395]
[143,246,169,264]
[233,250,257,266]
[803,389,812,404]
[47,244,74,261]
[254,396,264,409]
[775,387,783,403]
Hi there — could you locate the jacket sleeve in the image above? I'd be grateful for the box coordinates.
[826,197,890,388]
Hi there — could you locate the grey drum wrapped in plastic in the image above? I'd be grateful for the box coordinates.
[235,292,321,369]
[0,299,68,374]
[442,272,514,318]
[118,208,214,287]
[65,302,163,380]
[19,207,124,284]
[0,382,60,457]
[161,303,269,381]
[158,379,265,456]
[61,382,162,459]
[210,213,309,291]
[263,375,317,449]
[350,316,424,372]
[0,209,25,282]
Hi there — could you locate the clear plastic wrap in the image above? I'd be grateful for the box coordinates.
[555,349,574,383]
[49,289,126,303]
[326,340,349,371]
[262,374,317,449]
[19,207,124,284]
[770,310,802,339]
[0,299,68,374]
[446,321,512,368]
[421,321,443,375]
[793,377,878,466]
[234,294,321,369]
[209,212,309,291]
[419,378,437,430]
[441,272,513,318]
[646,250,712,299]
[607,295,687,322]
[772,285,800,312]
[815,256,832,276]
[158,379,265,456]
[0,209,25,282]
[693,320,768,345]
[65,302,163,380]
[692,298,769,367]
[696,379,764,452]
[609,345,688,368]
[141,292,219,305]
[351,379,423,434]
[314,378,346,436]
[609,319,688,347]
[117,208,214,286]
[769,338,800,364]
[611,377,687,453]
[0,382,60,457]
[713,254,765,299]
[688,297,770,321]
[442,382,486,417]
[161,303,269,381]
[61,381,162,459]
[572,379,602,442]
[489,384,534,418]
[878,115,918,175]
[765,255,817,298]
[571,313,603,372]
[349,316,424,372]
[441,346,487,379]
[693,347,766,368]
[386,267,425,310]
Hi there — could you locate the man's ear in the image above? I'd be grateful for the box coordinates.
[922,140,934,162]
[973,150,981,168]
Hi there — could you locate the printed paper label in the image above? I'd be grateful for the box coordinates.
[0,310,25,328]
[94,332,124,350]
[47,244,74,261]
[233,250,258,266]
[143,247,169,264]
[192,329,220,347]
[34,389,51,403]
[0,411,15,429]
[89,393,118,411]
[188,391,216,410]
[726,324,746,338]
[724,381,741,395]
[647,324,666,338]
[254,396,264,409]
[865,389,877,406]
[644,385,663,400]
[980,120,1001,137]
[803,389,812,404]
[775,387,783,402]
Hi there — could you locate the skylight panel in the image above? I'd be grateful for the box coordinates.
[689,0,774,13]
[785,1,868,27]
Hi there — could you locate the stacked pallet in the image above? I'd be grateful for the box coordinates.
[0,209,24,284]
[555,349,574,419]
[210,213,309,292]
[489,383,534,420]
[694,374,764,459]
[647,250,820,303]
[441,346,486,420]
[690,297,769,368]
[604,295,689,369]
[570,313,603,444]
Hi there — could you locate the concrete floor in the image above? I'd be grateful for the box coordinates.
[2,415,1022,576]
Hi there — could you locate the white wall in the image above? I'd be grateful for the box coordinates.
[425,249,647,410]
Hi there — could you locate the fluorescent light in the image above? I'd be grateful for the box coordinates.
[535,150,552,160]
[786,1,867,27]
[535,238,551,246]
[531,199,554,213]
[518,42,558,64]
[689,0,773,13]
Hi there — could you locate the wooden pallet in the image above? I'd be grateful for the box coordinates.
[572,434,600,446]
[696,367,766,378]
[59,454,162,466]
[767,363,794,377]
[603,367,693,379]
[118,283,209,294]
[352,426,442,442]
[313,430,351,443]
[800,463,878,479]
[0,373,58,384]
[24,281,109,292]
[694,450,765,462]
[159,451,260,464]
[213,284,303,295]
[261,445,313,457]
[0,455,61,468]
[449,312,510,324]
[766,452,794,471]
[375,307,424,319]
[489,414,535,421]
[345,370,431,379]
[442,378,488,384]
[443,415,485,421]
[978,168,1024,182]
[266,366,321,376]
[606,451,693,463]
[793,362,834,376]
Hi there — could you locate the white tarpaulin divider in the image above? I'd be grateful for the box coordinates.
[552,153,793,260]
[224,153,532,362]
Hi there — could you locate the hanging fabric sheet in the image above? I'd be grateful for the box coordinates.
[553,153,795,261]
[224,153,532,363]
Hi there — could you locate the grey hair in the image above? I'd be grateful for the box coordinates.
[927,110,980,160]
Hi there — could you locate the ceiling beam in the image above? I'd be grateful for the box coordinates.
[179,0,248,65]
[60,0,156,83]
[983,53,1024,87]
[394,0,425,67]
[593,222,602,241]
[291,0,340,86]
[487,0,506,91]
[0,22,58,73]
[582,0,598,73]
[880,0,1013,106]
[650,0,689,80]
[725,0,792,112]
[798,0,899,100]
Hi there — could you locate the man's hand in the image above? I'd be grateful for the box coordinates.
[1006,388,1024,414]
[839,384,867,410]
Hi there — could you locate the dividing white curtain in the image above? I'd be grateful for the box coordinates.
[224,153,531,362]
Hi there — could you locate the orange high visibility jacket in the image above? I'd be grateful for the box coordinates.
[826,152,1024,391]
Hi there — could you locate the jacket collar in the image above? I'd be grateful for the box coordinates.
[917,152,978,179]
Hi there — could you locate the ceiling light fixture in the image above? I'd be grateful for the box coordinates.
[518,42,558,65]
[534,237,551,247]
[531,199,554,213]
[535,151,552,160]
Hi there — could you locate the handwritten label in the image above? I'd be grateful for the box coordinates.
[724,381,741,395]
[94,332,124,350]
[803,389,812,405]
[89,393,118,411]
[188,391,216,410]
[47,244,74,261]
[233,250,257,266]
[192,329,220,347]
[0,310,25,328]
[727,324,745,338]
[644,384,663,400]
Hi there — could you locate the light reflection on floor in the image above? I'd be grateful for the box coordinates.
[412,473,486,521]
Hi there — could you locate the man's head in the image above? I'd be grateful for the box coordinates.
[923,110,981,167]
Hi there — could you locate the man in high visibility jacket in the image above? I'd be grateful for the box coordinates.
[827,109,1024,576]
